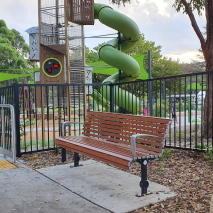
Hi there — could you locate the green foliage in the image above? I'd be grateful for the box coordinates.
[55,146,60,155]
[20,138,54,150]
[20,119,36,142]
[110,0,131,6]
[159,148,172,160]
[175,99,184,112]
[0,19,37,87]
[173,0,205,16]
[155,163,163,172]
[86,33,183,84]
[196,141,207,150]
[203,143,213,162]
[153,99,170,118]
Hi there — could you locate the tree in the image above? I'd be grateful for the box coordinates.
[0,20,36,87]
[125,33,182,79]
[111,0,213,138]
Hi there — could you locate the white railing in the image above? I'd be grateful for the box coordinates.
[0,104,16,163]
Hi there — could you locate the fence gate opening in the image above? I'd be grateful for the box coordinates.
[0,105,16,163]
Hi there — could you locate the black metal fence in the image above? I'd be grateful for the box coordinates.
[2,71,213,157]
[0,86,15,153]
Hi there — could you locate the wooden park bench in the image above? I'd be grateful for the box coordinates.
[55,111,171,196]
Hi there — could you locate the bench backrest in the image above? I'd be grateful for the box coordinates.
[82,111,171,153]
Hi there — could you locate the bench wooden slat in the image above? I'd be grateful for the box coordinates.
[56,138,131,166]
[84,119,166,135]
[87,111,170,124]
[83,124,165,141]
[85,117,168,131]
[63,135,159,157]
[83,127,164,148]
[55,141,130,170]
[82,132,163,153]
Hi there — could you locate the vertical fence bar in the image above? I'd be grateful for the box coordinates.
[1,108,5,157]
[184,77,186,148]
[179,77,181,148]
[212,71,213,148]
[14,82,21,157]
[160,79,162,117]
[201,74,204,148]
[189,76,192,150]
[110,83,114,113]
[148,50,152,116]
[207,74,209,146]
[195,75,198,149]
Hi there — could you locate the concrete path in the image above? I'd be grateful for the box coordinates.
[0,156,176,213]
[0,156,110,213]
[37,160,176,213]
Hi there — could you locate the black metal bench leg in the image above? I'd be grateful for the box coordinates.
[73,152,80,167]
[62,148,66,162]
[136,159,151,197]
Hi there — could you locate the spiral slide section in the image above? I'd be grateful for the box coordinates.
[94,3,141,114]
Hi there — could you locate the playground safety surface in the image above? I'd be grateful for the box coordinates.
[0,154,176,213]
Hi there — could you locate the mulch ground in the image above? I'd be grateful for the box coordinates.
[17,149,213,213]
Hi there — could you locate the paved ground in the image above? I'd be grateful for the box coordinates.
[0,156,176,213]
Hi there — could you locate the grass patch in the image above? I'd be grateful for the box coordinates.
[20,131,82,150]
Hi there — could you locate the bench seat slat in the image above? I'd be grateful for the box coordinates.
[55,141,130,170]
[63,135,159,157]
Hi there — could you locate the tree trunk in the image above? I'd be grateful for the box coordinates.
[203,49,213,138]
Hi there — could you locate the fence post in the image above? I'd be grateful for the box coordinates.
[110,82,114,113]
[14,82,21,157]
[148,50,153,116]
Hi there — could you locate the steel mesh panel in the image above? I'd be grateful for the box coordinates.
[40,0,66,45]
[67,0,94,25]
[40,0,85,101]
[68,23,85,94]
[42,86,67,107]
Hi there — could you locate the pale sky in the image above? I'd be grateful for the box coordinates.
[0,0,206,63]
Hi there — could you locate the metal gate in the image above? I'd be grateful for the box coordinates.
[0,104,16,163]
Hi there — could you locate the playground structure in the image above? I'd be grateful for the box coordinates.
[24,0,144,143]
[32,0,143,113]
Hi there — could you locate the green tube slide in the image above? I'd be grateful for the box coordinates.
[94,3,141,114]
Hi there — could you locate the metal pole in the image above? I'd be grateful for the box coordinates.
[7,80,10,87]
[162,82,166,100]
[118,32,121,84]
[148,50,152,116]
[14,82,21,157]
[1,108,6,158]
[110,83,114,113]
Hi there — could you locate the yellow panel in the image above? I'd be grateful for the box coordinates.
[0,160,16,170]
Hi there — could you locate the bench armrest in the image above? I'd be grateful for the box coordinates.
[61,121,84,136]
[131,134,162,158]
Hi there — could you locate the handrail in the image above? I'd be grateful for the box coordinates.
[0,104,16,163]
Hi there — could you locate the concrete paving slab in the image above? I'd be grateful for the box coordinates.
[0,158,111,213]
[38,160,177,213]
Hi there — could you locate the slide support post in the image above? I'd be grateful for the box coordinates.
[148,50,153,116]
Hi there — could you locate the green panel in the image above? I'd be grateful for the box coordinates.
[87,54,148,80]
[186,83,206,90]
[0,73,33,82]
[0,68,39,72]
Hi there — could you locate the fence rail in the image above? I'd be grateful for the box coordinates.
[2,71,212,156]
